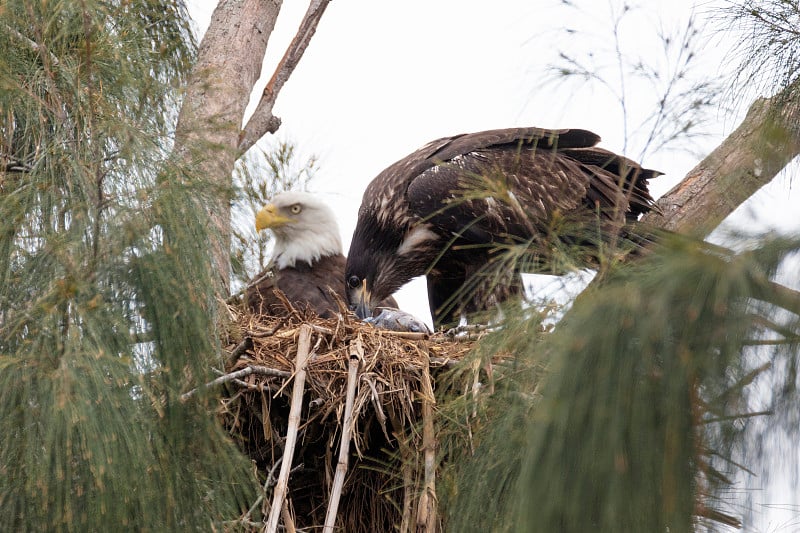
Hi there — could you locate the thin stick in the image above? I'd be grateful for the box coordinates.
[227,336,253,366]
[265,324,313,533]
[416,354,438,532]
[377,330,429,340]
[399,437,414,533]
[180,365,292,402]
[275,322,335,338]
[385,405,414,533]
[281,498,296,533]
[323,336,363,532]
[247,320,285,338]
[365,376,391,442]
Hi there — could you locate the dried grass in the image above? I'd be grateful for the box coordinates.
[216,301,497,533]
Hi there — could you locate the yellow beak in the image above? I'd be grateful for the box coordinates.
[349,279,374,319]
[255,204,292,232]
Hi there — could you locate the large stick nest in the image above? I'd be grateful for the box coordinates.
[217,301,500,532]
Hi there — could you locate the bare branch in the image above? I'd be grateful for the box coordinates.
[3,22,59,66]
[180,364,292,401]
[239,0,332,154]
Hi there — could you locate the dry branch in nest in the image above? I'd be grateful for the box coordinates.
[214,300,499,533]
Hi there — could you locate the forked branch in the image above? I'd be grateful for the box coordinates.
[239,0,333,153]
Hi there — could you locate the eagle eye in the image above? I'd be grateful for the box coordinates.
[289,204,302,214]
[347,275,361,289]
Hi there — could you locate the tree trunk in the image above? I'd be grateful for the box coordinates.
[173,0,283,293]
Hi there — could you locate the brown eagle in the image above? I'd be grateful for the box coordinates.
[246,191,396,319]
[344,127,661,328]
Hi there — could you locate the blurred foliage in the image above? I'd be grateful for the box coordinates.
[0,1,257,530]
[438,234,800,532]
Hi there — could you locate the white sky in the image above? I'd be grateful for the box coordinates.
[188,2,799,529]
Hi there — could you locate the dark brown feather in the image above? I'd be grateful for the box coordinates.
[247,254,396,319]
[346,126,661,327]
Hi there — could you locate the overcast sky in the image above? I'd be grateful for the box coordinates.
[187,2,799,528]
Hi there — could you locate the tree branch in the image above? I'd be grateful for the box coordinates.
[3,22,59,66]
[642,78,800,235]
[238,0,332,154]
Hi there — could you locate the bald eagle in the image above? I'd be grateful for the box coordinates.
[344,127,661,328]
[246,191,396,319]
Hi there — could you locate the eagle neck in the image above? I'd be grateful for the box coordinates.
[273,229,342,270]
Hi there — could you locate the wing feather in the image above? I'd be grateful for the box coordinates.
[404,134,659,244]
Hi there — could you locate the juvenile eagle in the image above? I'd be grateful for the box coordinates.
[344,127,661,328]
[246,191,396,319]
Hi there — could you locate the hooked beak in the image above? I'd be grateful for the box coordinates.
[255,204,292,232]
[350,279,373,320]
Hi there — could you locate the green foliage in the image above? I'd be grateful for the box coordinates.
[437,309,551,533]
[0,1,257,530]
[440,234,800,532]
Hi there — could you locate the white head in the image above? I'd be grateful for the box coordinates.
[255,191,343,269]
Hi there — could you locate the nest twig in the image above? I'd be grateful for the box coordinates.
[416,353,438,532]
[211,301,501,532]
[266,324,313,532]
[324,336,363,531]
